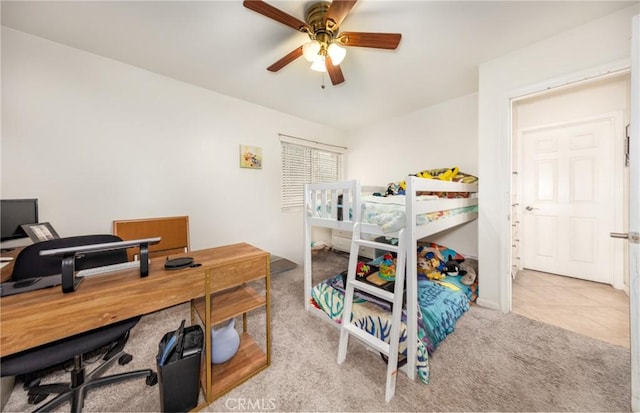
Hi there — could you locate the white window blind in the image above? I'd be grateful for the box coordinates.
[281,141,343,209]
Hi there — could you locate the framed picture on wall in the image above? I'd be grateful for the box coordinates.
[21,222,60,242]
[240,145,263,169]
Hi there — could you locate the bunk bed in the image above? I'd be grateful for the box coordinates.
[303,173,478,394]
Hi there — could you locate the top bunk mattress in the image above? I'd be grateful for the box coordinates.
[360,194,477,233]
[308,194,478,233]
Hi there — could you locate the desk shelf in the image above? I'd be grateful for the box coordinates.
[192,286,266,325]
[201,333,268,400]
[190,252,271,405]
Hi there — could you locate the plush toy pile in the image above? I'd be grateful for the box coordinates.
[416,242,476,286]
[385,166,479,196]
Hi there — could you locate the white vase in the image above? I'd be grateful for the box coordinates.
[211,318,240,364]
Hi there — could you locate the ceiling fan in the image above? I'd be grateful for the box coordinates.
[243,0,402,86]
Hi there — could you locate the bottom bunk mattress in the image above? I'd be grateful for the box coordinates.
[311,272,471,385]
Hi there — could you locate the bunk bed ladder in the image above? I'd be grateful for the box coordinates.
[337,223,406,402]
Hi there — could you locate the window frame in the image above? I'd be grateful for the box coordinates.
[280,136,345,211]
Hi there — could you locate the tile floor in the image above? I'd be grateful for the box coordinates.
[512,269,630,349]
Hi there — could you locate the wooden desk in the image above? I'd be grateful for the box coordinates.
[0,243,269,358]
[1,242,271,404]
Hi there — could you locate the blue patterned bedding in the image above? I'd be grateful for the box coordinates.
[311,273,470,385]
[417,278,470,348]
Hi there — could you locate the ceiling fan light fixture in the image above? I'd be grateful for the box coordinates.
[244,0,402,86]
[327,43,346,65]
[302,41,321,62]
[310,57,326,72]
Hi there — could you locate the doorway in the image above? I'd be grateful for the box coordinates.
[510,73,631,346]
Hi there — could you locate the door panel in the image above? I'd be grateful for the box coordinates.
[571,158,595,201]
[536,159,556,200]
[570,217,595,262]
[522,118,614,283]
[534,215,557,257]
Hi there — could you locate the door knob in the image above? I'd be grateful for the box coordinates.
[611,232,640,243]
[610,232,629,239]
[525,206,538,211]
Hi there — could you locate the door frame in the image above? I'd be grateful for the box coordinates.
[499,58,631,312]
[498,55,637,412]
[515,110,626,289]
[628,15,639,413]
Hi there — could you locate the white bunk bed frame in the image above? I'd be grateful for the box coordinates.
[303,175,479,391]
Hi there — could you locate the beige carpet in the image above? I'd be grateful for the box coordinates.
[2,250,632,412]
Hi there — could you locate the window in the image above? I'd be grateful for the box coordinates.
[280,139,344,209]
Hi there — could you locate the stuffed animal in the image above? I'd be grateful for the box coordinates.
[386,182,404,196]
[417,251,446,280]
[460,262,477,286]
[443,255,461,276]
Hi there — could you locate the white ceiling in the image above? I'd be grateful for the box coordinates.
[1,1,635,131]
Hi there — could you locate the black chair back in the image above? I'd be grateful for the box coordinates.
[12,234,128,280]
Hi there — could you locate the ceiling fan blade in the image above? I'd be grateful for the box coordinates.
[325,0,357,30]
[337,32,402,49]
[326,56,345,85]
[243,0,310,32]
[267,46,303,72]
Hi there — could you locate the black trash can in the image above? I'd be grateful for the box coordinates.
[156,322,204,413]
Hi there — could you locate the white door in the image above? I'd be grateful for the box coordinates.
[628,15,639,413]
[521,117,617,283]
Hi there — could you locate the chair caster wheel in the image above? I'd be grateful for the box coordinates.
[146,372,158,386]
[118,353,133,365]
[28,393,48,405]
[23,378,41,391]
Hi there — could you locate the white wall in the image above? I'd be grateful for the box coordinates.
[478,4,639,310]
[346,93,479,257]
[0,27,347,263]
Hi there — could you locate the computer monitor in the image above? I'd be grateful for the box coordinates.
[1,199,39,241]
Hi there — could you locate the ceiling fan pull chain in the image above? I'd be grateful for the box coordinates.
[321,72,326,89]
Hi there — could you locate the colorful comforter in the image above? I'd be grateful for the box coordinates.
[311,273,471,385]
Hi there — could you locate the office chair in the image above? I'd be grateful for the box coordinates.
[0,235,158,413]
[10,234,131,281]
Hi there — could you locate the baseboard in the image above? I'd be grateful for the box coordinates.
[476,297,501,311]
